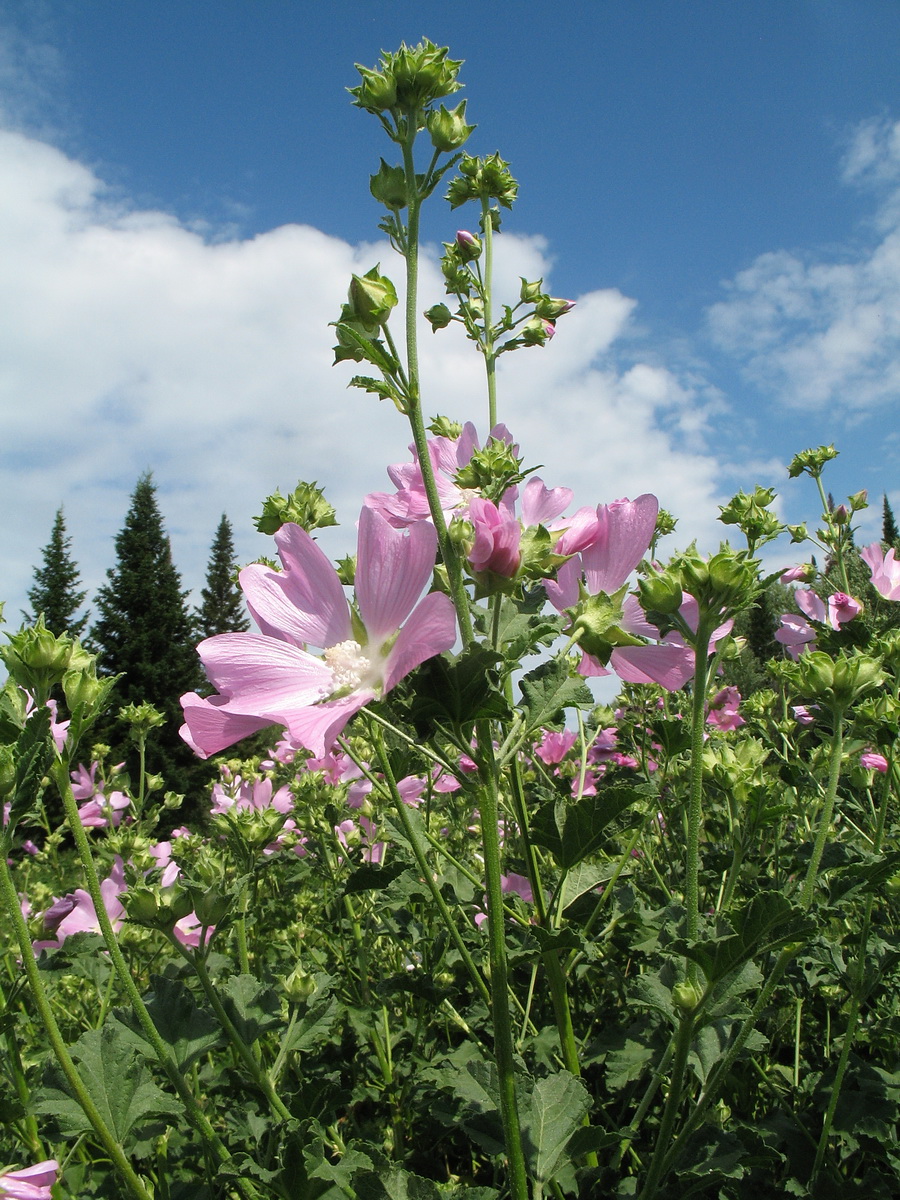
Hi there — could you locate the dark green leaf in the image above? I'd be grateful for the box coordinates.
[532,786,648,869]
[116,975,222,1070]
[521,1070,590,1185]
[222,974,282,1044]
[407,645,510,733]
[517,660,593,736]
[8,705,54,830]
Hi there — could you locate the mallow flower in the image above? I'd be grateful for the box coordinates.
[861,543,900,601]
[0,1160,59,1199]
[181,507,456,759]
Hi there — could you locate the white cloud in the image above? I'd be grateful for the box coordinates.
[707,117,900,416]
[1,124,731,632]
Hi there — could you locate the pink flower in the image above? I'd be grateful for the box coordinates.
[861,543,900,601]
[467,497,522,577]
[792,705,817,725]
[775,612,817,658]
[180,508,456,759]
[860,749,889,773]
[707,686,745,731]
[34,858,125,953]
[535,729,577,765]
[780,565,813,584]
[501,872,534,903]
[827,592,862,627]
[210,775,293,816]
[0,1160,58,1199]
[77,790,130,828]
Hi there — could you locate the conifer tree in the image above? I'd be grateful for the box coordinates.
[196,515,250,638]
[23,507,89,637]
[90,473,203,789]
[883,494,899,548]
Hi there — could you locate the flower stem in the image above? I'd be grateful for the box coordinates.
[479,194,498,429]
[51,762,262,1200]
[0,846,153,1200]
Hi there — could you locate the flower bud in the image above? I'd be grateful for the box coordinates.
[831,504,849,525]
[848,489,868,512]
[188,884,233,928]
[787,444,839,480]
[672,981,703,1012]
[638,572,684,616]
[426,100,475,152]
[281,966,318,1003]
[347,265,398,329]
[424,303,453,331]
[534,297,576,319]
[520,316,555,346]
[349,65,397,113]
[455,229,482,262]
[519,278,544,303]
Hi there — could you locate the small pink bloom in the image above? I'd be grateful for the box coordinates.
[467,497,521,577]
[707,686,745,732]
[34,859,125,953]
[827,592,861,628]
[776,613,817,659]
[860,749,889,773]
[780,565,813,584]
[77,790,130,828]
[0,1159,59,1199]
[861,543,900,601]
[792,704,817,725]
[501,872,534,904]
[535,729,577,765]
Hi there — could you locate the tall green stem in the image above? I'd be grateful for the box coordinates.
[799,716,844,912]
[0,848,153,1200]
[685,621,714,956]
[51,762,262,1200]
[480,194,498,429]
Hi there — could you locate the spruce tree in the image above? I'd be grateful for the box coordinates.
[196,515,250,638]
[23,507,89,636]
[90,473,203,792]
[883,494,899,548]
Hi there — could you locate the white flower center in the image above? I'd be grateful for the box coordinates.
[323,640,371,693]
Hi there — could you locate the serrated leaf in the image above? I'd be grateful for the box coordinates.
[560,861,627,910]
[35,1022,180,1140]
[672,893,814,986]
[222,974,282,1044]
[532,786,647,869]
[8,705,54,830]
[475,591,564,663]
[348,375,404,406]
[517,660,593,735]
[521,1070,590,1185]
[116,975,222,1070]
[281,992,340,1056]
[408,645,510,732]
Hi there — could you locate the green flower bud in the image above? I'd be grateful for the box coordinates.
[281,966,318,1003]
[426,100,475,152]
[255,480,337,536]
[424,303,453,331]
[455,229,482,262]
[519,278,544,303]
[787,523,808,543]
[119,701,165,734]
[446,153,518,211]
[347,265,398,328]
[349,64,398,113]
[638,572,684,616]
[672,981,703,1012]
[787,444,839,480]
[520,316,555,346]
[848,489,868,512]
[369,159,408,210]
[428,415,463,438]
[534,296,576,319]
[188,884,233,928]
[390,39,462,110]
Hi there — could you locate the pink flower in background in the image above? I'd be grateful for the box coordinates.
[210,775,292,816]
[826,592,861,627]
[860,749,889,773]
[77,790,130,828]
[861,543,900,601]
[535,729,577,765]
[707,686,745,731]
[34,858,126,953]
[775,613,817,659]
[0,1160,59,1199]
[792,705,817,726]
[180,508,456,759]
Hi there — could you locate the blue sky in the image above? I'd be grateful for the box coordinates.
[2,0,900,629]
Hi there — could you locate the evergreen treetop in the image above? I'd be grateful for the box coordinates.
[24,506,89,637]
[883,494,899,548]
[90,473,203,789]
[196,514,250,639]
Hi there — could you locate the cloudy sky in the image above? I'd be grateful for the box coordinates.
[2,0,900,633]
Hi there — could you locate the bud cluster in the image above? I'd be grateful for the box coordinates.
[255,480,337,536]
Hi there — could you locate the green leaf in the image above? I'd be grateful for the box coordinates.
[222,974,282,1044]
[348,375,405,408]
[116,975,222,1070]
[517,660,593,736]
[344,862,411,894]
[672,893,814,986]
[521,1070,590,1185]
[559,861,628,911]
[532,785,648,869]
[35,1022,181,1140]
[8,704,54,831]
[407,645,510,733]
[474,590,564,663]
[281,991,341,1057]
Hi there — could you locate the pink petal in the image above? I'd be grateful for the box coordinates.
[544,556,581,611]
[521,477,573,527]
[383,591,457,692]
[795,588,827,623]
[583,495,658,594]
[356,507,438,645]
[198,633,333,711]
[611,644,695,691]
[180,693,273,759]
[250,522,351,647]
[281,692,372,757]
